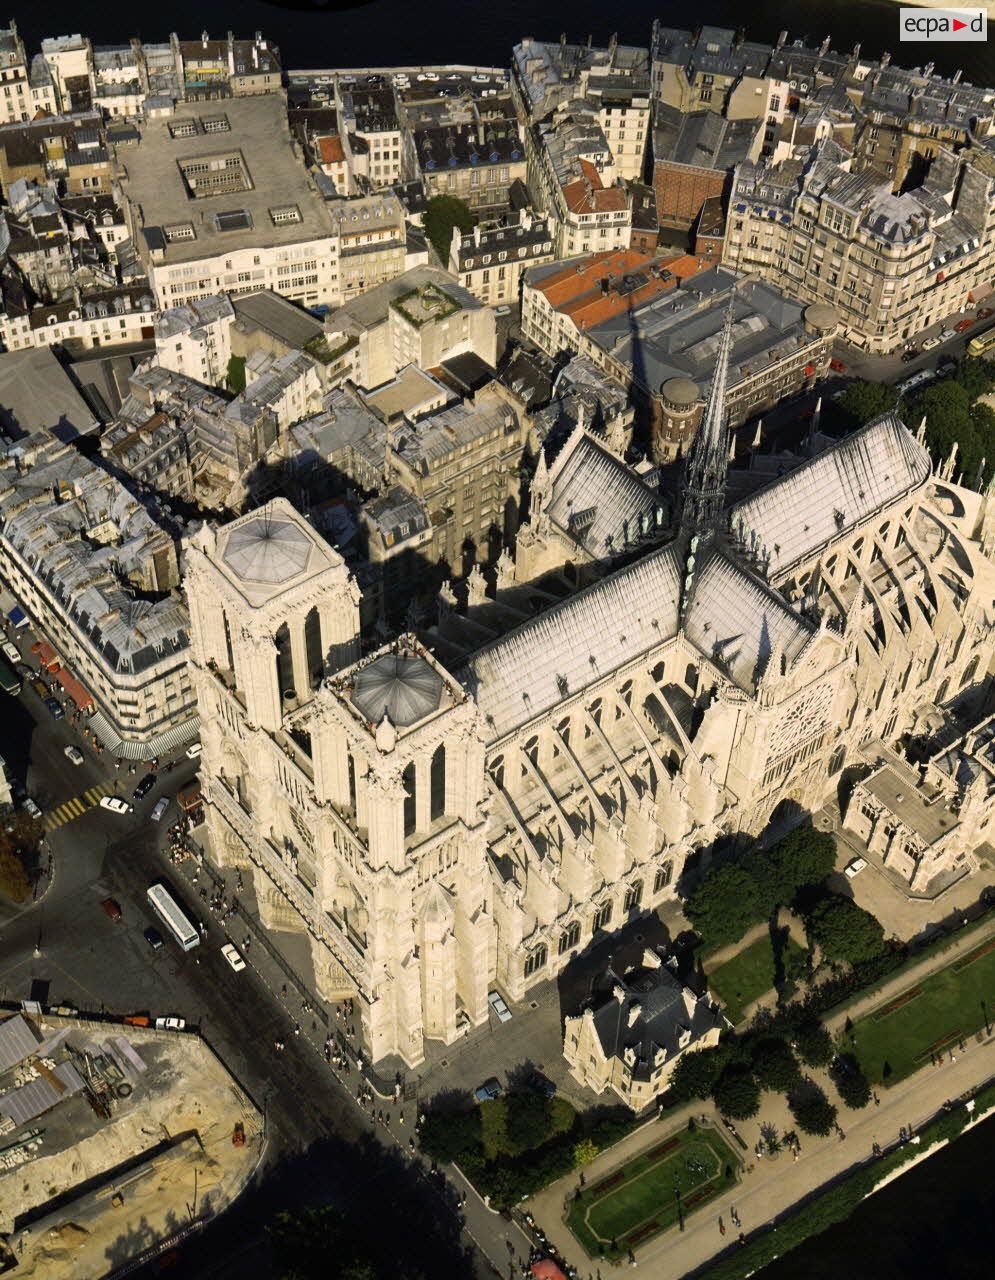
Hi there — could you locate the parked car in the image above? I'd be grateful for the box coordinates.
[99,795,133,814]
[151,797,170,822]
[495,305,512,316]
[1,641,20,666]
[185,742,203,759]
[155,1016,186,1031]
[528,1071,557,1098]
[474,1076,503,1102]
[829,357,848,372]
[487,990,512,1023]
[979,307,994,321]
[144,926,164,952]
[922,335,942,351]
[221,943,247,972]
[23,797,42,820]
[63,744,84,766]
[132,772,156,801]
[901,347,920,363]
[844,857,868,879]
[30,677,47,698]
[44,697,64,720]
[101,897,123,921]
[938,356,958,377]
[956,318,975,332]
[939,328,957,343]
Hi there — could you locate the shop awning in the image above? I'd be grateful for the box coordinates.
[30,641,60,672]
[531,1263,568,1280]
[177,780,202,812]
[7,606,27,628]
[53,666,94,712]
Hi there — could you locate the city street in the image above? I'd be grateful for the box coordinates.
[0,648,519,1278]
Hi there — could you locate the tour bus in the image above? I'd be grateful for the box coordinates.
[146,882,200,951]
[967,328,995,358]
[0,654,22,696]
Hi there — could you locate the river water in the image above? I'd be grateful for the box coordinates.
[14,0,995,82]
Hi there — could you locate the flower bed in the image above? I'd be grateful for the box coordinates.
[913,1030,961,1063]
[682,1179,723,1211]
[625,1220,660,1248]
[590,1170,626,1197]
[872,986,923,1020]
[952,936,995,971]
[646,1136,682,1161]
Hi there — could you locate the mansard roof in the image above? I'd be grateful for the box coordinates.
[731,413,932,577]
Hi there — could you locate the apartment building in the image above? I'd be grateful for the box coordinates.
[0,112,111,195]
[0,432,195,757]
[0,22,30,124]
[337,80,404,190]
[652,104,762,232]
[412,119,526,215]
[525,108,633,257]
[120,94,341,312]
[327,194,408,303]
[323,265,496,391]
[511,36,652,181]
[449,209,555,306]
[722,138,995,352]
[524,259,836,456]
[154,294,235,385]
[0,282,156,353]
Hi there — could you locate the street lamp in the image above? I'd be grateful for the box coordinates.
[982,999,991,1036]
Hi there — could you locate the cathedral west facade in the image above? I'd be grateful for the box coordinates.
[185,304,995,1067]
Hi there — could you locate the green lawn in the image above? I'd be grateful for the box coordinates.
[706,933,804,1025]
[851,938,995,1086]
[566,1126,738,1260]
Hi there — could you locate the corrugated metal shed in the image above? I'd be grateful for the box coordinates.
[0,1061,85,1128]
[0,1013,42,1074]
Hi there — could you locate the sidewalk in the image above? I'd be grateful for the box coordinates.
[524,914,995,1279]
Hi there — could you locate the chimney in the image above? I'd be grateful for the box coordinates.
[612,984,626,1004]
[201,30,209,49]
[627,1001,642,1028]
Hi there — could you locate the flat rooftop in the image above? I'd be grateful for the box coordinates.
[120,94,334,267]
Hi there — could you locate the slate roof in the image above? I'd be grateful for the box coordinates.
[546,430,662,559]
[731,413,932,576]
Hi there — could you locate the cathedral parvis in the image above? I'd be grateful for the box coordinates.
[183,305,995,1068]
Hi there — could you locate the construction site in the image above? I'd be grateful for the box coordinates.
[0,1008,263,1278]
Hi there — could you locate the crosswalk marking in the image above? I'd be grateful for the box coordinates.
[43,781,115,832]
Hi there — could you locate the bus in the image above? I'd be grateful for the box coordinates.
[146,882,200,951]
[967,328,995,358]
[0,654,22,696]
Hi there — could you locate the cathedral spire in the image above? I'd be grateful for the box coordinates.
[681,289,736,538]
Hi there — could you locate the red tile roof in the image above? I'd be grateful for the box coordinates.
[534,250,711,330]
[318,135,346,165]
[563,159,629,213]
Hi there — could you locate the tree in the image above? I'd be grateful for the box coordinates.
[756,827,837,912]
[573,1138,598,1166]
[790,1087,837,1136]
[685,864,765,948]
[424,195,474,265]
[667,1045,730,1102]
[806,896,886,967]
[713,1067,761,1120]
[270,1207,377,1279]
[0,812,36,903]
[750,1037,802,1094]
[418,1105,481,1164]
[792,1020,835,1068]
[833,1054,872,1110]
[0,843,31,903]
[505,1089,551,1154]
[830,381,896,431]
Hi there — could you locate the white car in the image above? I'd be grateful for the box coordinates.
[155,1016,186,1031]
[151,797,170,822]
[23,797,42,820]
[487,990,512,1023]
[939,328,957,343]
[100,795,133,815]
[221,943,247,972]
[921,335,942,351]
[895,369,935,396]
[63,745,84,766]
[186,742,203,759]
[1,641,20,665]
[844,857,868,879]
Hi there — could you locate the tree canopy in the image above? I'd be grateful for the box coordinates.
[806,896,886,967]
[270,1208,377,1280]
[828,381,897,432]
[684,864,765,948]
[424,195,474,264]
[713,1067,761,1120]
[791,1087,838,1136]
[751,1037,802,1093]
[833,1054,872,1110]
[667,1045,731,1102]
[754,828,837,914]
[792,1020,835,1068]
